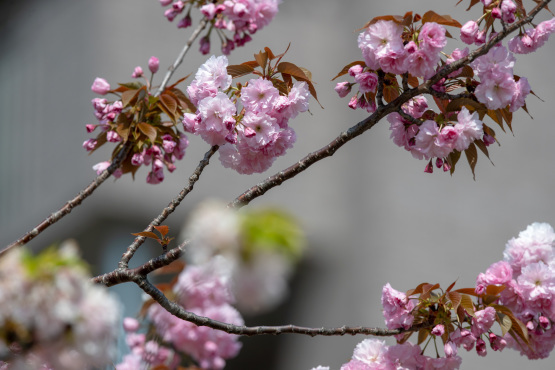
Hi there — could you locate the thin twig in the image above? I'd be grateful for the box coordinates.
[2,143,132,255]
[135,276,426,337]
[156,18,208,97]
[119,145,218,268]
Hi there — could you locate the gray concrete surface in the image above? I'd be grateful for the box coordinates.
[1,0,555,369]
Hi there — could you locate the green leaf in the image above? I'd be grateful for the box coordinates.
[137,122,157,144]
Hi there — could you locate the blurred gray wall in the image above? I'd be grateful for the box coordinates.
[1,0,555,369]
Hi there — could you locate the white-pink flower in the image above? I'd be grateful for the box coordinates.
[453,107,483,151]
[381,283,415,330]
[241,78,280,113]
[197,92,237,145]
[517,262,555,301]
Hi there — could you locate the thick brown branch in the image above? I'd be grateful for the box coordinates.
[118,146,218,268]
[135,276,422,337]
[2,142,132,255]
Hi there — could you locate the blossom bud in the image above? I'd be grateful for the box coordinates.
[83,138,98,151]
[148,56,160,74]
[86,124,97,133]
[201,3,217,20]
[435,158,444,168]
[200,36,211,55]
[444,341,458,357]
[244,127,256,138]
[132,66,144,78]
[491,7,502,19]
[159,0,172,6]
[107,131,122,143]
[334,82,351,98]
[483,134,495,146]
[476,338,487,357]
[131,153,144,166]
[539,315,550,329]
[432,324,445,336]
[164,8,178,22]
[475,284,486,295]
[443,161,451,172]
[222,39,235,55]
[91,77,111,95]
[348,64,363,77]
[460,21,479,45]
[489,333,507,351]
[178,13,192,28]
[348,96,358,110]
[162,134,176,153]
[123,317,140,333]
[172,1,185,12]
[424,160,434,173]
[225,132,238,144]
[475,30,487,45]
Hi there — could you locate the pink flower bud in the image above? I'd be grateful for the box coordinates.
[148,56,160,74]
[444,342,457,357]
[123,317,140,333]
[348,96,358,110]
[107,131,122,143]
[199,36,210,55]
[443,160,452,172]
[131,153,144,166]
[91,77,111,95]
[460,21,479,45]
[334,82,351,98]
[432,324,445,336]
[201,3,217,20]
[348,64,363,77]
[476,338,487,357]
[475,30,487,45]
[162,134,176,153]
[178,13,192,28]
[132,66,144,78]
[435,158,444,168]
[491,7,502,19]
[172,1,185,12]
[159,0,172,6]
[539,315,550,329]
[164,8,178,22]
[86,124,97,133]
[424,159,434,173]
[483,134,495,146]
[225,132,238,144]
[83,138,97,151]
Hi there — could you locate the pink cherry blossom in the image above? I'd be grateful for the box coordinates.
[91,77,110,95]
[381,283,415,330]
[354,72,378,93]
[241,78,280,113]
[472,306,497,336]
[418,22,447,51]
[197,92,237,145]
[240,111,279,149]
[460,21,479,45]
[334,81,352,98]
[453,107,483,151]
[474,72,517,110]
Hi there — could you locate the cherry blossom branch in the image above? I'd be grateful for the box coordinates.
[2,143,132,255]
[93,0,551,285]
[135,275,427,337]
[118,145,219,268]
[1,20,211,256]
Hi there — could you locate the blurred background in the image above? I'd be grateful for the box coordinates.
[1,0,555,369]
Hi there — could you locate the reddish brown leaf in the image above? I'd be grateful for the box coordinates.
[486,284,506,296]
[446,280,458,292]
[254,51,268,71]
[407,74,420,88]
[154,225,169,237]
[361,12,413,29]
[171,88,196,112]
[137,122,157,144]
[227,64,255,78]
[448,150,461,175]
[331,61,367,81]
[465,143,478,180]
[421,11,462,28]
[167,73,192,90]
[486,109,505,132]
[160,93,178,115]
[453,287,480,296]
[417,328,429,345]
[447,291,462,311]
[460,294,475,316]
[445,98,486,114]
[132,231,160,240]
[242,60,260,68]
[264,46,276,60]
[121,89,139,108]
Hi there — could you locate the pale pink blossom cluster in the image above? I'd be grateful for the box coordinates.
[509,18,555,54]
[146,257,243,369]
[0,245,121,369]
[87,58,191,184]
[184,55,310,174]
[159,0,281,55]
[477,222,555,359]
[471,45,531,111]
[388,101,485,172]
[116,318,181,369]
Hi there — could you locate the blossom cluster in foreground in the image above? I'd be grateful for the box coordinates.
[335,2,555,175]
[118,257,243,370]
[0,244,121,370]
[312,222,555,369]
[183,54,311,174]
[159,0,281,55]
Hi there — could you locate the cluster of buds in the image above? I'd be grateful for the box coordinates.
[159,0,280,55]
[183,47,317,174]
[334,1,555,175]
[86,56,193,184]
